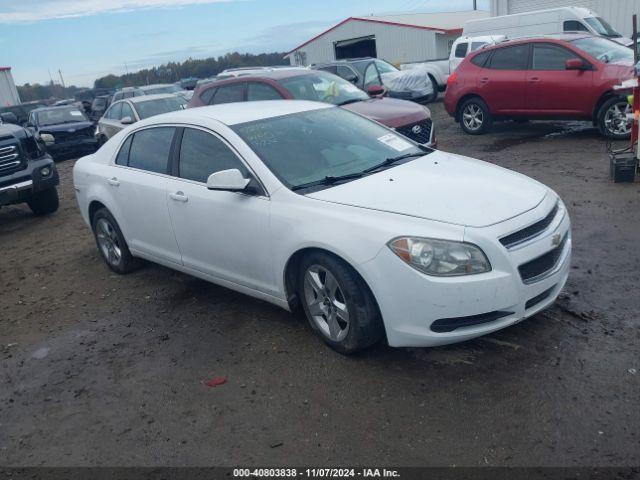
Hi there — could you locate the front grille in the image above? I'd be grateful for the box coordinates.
[0,144,22,175]
[525,285,556,310]
[431,310,514,333]
[50,127,94,144]
[500,203,559,249]
[396,119,433,145]
[518,234,568,284]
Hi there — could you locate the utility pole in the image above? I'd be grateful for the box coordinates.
[58,69,66,88]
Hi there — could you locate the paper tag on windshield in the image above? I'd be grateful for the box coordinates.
[377,133,412,152]
[70,111,83,116]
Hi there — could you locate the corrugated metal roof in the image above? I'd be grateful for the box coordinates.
[287,10,489,54]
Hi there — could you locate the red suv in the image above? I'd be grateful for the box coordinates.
[444,34,634,139]
[189,69,436,147]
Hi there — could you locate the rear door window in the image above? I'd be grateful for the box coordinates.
[532,44,576,70]
[470,51,491,67]
[178,128,248,183]
[127,127,175,174]
[200,87,217,105]
[212,84,245,104]
[247,83,284,101]
[487,44,529,70]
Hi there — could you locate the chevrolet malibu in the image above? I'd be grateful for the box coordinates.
[73,101,571,354]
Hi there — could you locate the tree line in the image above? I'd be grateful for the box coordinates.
[94,51,289,89]
[16,51,289,102]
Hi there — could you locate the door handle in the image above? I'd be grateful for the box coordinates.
[479,77,489,84]
[529,77,540,82]
[169,191,188,203]
[107,177,120,187]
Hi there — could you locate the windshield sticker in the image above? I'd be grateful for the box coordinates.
[70,111,83,116]
[377,133,412,152]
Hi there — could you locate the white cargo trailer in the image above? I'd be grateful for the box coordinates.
[0,67,21,107]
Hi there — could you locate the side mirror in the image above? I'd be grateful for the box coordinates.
[366,85,386,97]
[120,116,134,125]
[206,168,251,191]
[0,112,19,124]
[565,58,587,70]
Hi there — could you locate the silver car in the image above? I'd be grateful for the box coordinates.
[96,94,187,143]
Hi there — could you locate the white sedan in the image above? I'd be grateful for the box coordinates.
[73,101,571,354]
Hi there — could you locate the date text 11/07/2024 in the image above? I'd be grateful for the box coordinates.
[232,468,401,478]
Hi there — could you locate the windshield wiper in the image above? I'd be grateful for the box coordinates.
[336,98,363,106]
[291,172,365,191]
[361,151,426,174]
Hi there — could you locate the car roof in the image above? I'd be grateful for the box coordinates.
[142,100,331,126]
[124,93,184,104]
[483,32,593,49]
[32,105,83,113]
[204,68,330,89]
[139,84,179,90]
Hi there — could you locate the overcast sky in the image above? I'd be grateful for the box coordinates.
[0,0,489,87]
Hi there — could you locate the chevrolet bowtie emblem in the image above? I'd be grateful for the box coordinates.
[551,233,562,247]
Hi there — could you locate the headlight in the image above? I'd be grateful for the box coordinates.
[388,237,491,276]
[40,133,55,145]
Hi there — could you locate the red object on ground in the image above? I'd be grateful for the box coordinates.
[202,376,227,387]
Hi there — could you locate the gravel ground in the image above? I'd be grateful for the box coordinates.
[1,101,639,467]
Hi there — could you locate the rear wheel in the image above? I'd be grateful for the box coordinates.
[598,96,632,139]
[298,252,384,354]
[459,97,492,135]
[426,76,438,103]
[27,187,59,216]
[91,208,141,274]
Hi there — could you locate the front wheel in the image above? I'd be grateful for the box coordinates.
[459,97,492,135]
[298,252,384,354]
[27,187,59,216]
[598,96,632,140]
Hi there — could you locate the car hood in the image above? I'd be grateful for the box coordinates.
[305,151,549,228]
[342,97,428,128]
[39,121,93,133]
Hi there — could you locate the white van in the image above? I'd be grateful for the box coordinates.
[463,7,633,46]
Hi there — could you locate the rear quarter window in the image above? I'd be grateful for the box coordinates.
[470,51,491,67]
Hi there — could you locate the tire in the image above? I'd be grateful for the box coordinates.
[27,187,59,216]
[91,208,141,274]
[598,96,632,140]
[426,76,438,103]
[297,251,384,354]
[459,97,492,135]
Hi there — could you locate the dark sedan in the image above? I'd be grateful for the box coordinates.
[27,106,99,159]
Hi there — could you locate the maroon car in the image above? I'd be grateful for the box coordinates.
[444,34,634,139]
[189,69,436,147]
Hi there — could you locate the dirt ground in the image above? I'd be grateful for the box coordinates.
[1,101,639,467]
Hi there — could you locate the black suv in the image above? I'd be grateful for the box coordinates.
[0,123,60,215]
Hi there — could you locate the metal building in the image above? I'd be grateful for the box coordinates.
[0,67,20,107]
[286,11,489,66]
[490,0,639,37]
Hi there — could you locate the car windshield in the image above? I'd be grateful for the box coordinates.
[232,107,427,190]
[134,96,187,119]
[571,36,633,64]
[584,16,621,38]
[279,71,368,106]
[144,85,182,95]
[36,107,87,126]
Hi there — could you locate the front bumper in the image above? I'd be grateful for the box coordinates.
[47,137,98,156]
[360,194,571,347]
[0,155,59,206]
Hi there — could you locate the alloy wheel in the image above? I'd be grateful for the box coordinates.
[462,103,484,131]
[604,101,632,136]
[96,218,122,267]
[303,264,350,342]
